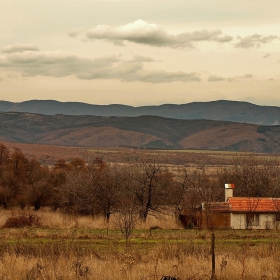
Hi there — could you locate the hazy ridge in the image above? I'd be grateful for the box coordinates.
[1,100,280,125]
[0,111,279,153]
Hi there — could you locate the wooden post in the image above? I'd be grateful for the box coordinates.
[211,232,216,280]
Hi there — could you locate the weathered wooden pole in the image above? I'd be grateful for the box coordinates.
[211,232,216,280]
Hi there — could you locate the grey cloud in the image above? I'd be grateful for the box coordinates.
[76,57,201,82]
[86,20,233,48]
[131,70,200,83]
[0,52,200,83]
[208,75,226,82]
[208,74,253,82]
[68,29,83,38]
[2,43,39,53]
[235,34,279,48]
[239,74,253,79]
[263,54,271,59]
[85,21,279,50]
[0,77,3,81]
[215,35,234,43]
[0,52,119,78]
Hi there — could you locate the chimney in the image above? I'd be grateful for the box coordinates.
[225,183,234,202]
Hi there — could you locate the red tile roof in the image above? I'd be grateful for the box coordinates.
[227,197,280,212]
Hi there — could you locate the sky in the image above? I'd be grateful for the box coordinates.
[1,0,280,106]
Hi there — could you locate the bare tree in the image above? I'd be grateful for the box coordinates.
[95,165,127,222]
[58,168,90,220]
[230,153,280,198]
[128,156,173,222]
[0,147,29,208]
[26,158,53,210]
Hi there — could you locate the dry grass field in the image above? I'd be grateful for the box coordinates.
[3,140,274,171]
[0,209,280,280]
[0,142,280,279]
[1,140,239,167]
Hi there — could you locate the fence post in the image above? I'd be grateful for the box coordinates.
[211,232,216,280]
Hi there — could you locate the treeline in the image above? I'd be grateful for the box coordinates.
[0,143,280,222]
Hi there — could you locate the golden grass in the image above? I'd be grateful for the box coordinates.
[0,208,180,230]
[1,209,280,279]
[0,241,279,279]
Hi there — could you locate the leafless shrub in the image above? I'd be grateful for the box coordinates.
[114,208,139,244]
[3,214,41,228]
[72,260,90,279]
[25,263,47,280]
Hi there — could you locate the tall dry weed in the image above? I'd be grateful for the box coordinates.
[0,242,279,279]
[0,209,280,279]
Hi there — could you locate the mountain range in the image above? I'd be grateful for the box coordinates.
[1,100,280,125]
[0,111,279,153]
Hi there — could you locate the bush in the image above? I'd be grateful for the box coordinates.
[3,214,41,228]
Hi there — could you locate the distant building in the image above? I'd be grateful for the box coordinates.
[181,184,280,230]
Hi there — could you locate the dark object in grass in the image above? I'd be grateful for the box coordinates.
[3,214,41,228]
[150,226,162,230]
[161,277,178,280]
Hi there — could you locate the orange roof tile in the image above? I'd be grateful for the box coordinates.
[227,197,280,212]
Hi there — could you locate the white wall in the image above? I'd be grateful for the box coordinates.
[231,213,246,229]
[259,214,275,229]
[230,213,276,229]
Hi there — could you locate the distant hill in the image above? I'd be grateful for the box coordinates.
[0,100,280,125]
[0,112,280,153]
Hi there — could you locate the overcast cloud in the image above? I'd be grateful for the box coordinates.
[85,20,233,48]
[1,0,280,106]
[2,44,40,53]
[0,52,200,83]
[83,20,280,52]
[235,34,279,48]
[208,74,253,82]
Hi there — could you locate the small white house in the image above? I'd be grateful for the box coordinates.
[227,197,280,230]
[199,184,280,230]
